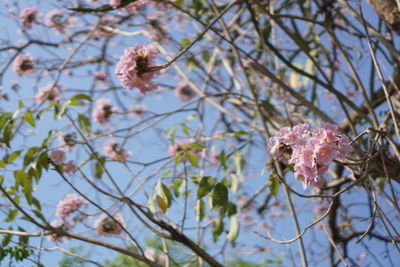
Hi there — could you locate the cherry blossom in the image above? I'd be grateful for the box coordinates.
[92,98,118,124]
[56,194,88,220]
[13,54,36,76]
[103,139,131,162]
[115,44,159,94]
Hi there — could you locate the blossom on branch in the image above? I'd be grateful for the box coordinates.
[20,7,39,29]
[92,98,118,124]
[35,83,61,104]
[115,44,159,94]
[267,123,352,188]
[45,10,76,34]
[94,213,126,236]
[13,54,36,76]
[175,82,196,102]
[56,194,88,220]
[50,150,66,165]
[103,139,131,162]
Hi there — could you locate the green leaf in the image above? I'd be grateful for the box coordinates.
[162,170,172,177]
[5,209,18,222]
[212,183,228,209]
[233,150,245,175]
[269,172,280,197]
[229,173,240,193]
[41,129,55,148]
[227,215,239,243]
[233,130,248,137]
[95,157,106,179]
[197,176,216,200]
[78,114,91,136]
[14,170,28,189]
[212,216,224,242]
[180,38,191,47]
[6,150,23,164]
[187,152,200,168]
[156,194,169,213]
[70,94,92,103]
[227,202,237,217]
[54,101,70,119]
[181,124,189,135]
[196,199,205,221]
[23,112,35,127]
[3,120,15,147]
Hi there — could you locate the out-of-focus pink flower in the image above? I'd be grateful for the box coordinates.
[92,98,118,124]
[64,161,76,175]
[56,194,88,220]
[268,123,352,189]
[94,213,125,236]
[13,54,36,76]
[115,44,159,94]
[20,7,39,29]
[50,150,66,165]
[128,104,147,120]
[147,12,168,43]
[94,15,118,38]
[35,83,61,104]
[313,204,328,216]
[45,10,76,34]
[94,71,109,84]
[124,0,147,12]
[58,132,77,151]
[48,220,71,242]
[168,140,205,162]
[175,82,195,102]
[109,0,121,8]
[103,139,131,162]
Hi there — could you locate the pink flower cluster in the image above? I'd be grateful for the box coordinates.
[92,98,118,124]
[13,54,36,76]
[267,123,352,188]
[109,0,147,11]
[48,220,71,242]
[50,150,66,165]
[45,10,76,34]
[20,7,39,29]
[94,213,125,236]
[115,44,159,94]
[103,139,131,162]
[35,83,61,104]
[56,194,88,220]
[175,82,196,102]
[128,104,147,120]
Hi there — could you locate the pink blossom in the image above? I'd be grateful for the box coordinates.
[64,161,76,175]
[267,123,352,189]
[58,132,77,151]
[20,7,39,29]
[147,12,169,42]
[124,0,147,12]
[48,220,71,242]
[175,82,196,102]
[128,105,147,120]
[109,0,121,8]
[94,213,125,236]
[103,139,131,162]
[94,71,109,84]
[35,83,61,104]
[115,44,159,94]
[94,15,118,39]
[56,194,88,220]
[45,10,76,34]
[92,98,118,124]
[313,204,328,216]
[13,54,36,76]
[50,150,66,165]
